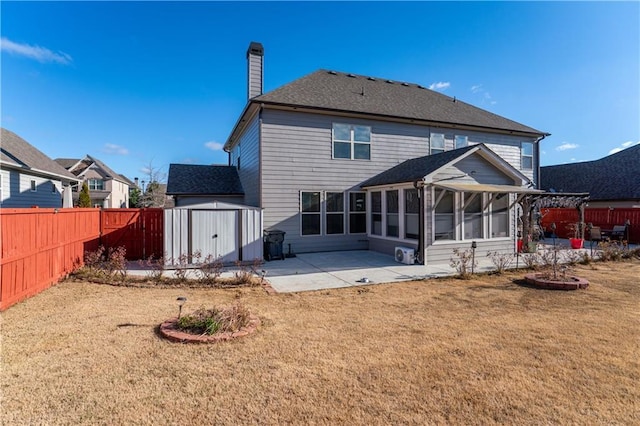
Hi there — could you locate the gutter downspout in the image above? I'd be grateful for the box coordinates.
[414,179,426,265]
[535,134,547,189]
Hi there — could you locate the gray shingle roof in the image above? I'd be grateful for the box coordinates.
[54,158,80,169]
[166,164,244,195]
[1,128,79,181]
[253,70,547,136]
[540,144,640,201]
[361,145,477,187]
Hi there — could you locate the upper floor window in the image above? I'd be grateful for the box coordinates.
[88,179,104,191]
[51,181,57,193]
[332,123,371,160]
[455,135,468,149]
[30,180,37,192]
[430,133,445,155]
[521,142,533,170]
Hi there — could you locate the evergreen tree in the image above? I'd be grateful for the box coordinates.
[78,182,92,207]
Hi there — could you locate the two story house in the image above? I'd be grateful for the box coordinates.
[170,42,548,264]
[1,128,79,208]
[55,155,130,208]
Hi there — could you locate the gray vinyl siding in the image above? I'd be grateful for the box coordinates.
[0,169,62,208]
[260,109,431,254]
[231,114,260,207]
[247,54,263,99]
[432,156,517,185]
[426,239,515,265]
[256,108,537,255]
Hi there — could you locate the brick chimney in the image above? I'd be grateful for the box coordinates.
[247,42,264,99]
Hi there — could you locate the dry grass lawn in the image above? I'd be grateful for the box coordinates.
[1,260,639,425]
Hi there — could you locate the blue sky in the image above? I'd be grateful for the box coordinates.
[2,1,639,183]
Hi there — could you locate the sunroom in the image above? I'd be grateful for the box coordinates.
[360,144,542,265]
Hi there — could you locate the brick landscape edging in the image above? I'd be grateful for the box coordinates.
[159,315,261,343]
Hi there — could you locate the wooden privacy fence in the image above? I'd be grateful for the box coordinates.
[540,208,640,243]
[101,209,164,260]
[1,208,101,311]
[1,208,164,311]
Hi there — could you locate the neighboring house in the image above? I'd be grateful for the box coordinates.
[168,42,548,264]
[540,144,640,208]
[1,128,79,208]
[55,155,130,208]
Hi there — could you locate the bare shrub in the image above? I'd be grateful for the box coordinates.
[177,303,251,335]
[521,253,540,270]
[105,246,127,281]
[450,248,476,279]
[231,258,262,286]
[173,254,190,282]
[84,245,105,272]
[138,255,165,283]
[196,254,224,284]
[486,251,514,274]
[562,250,583,266]
[599,241,626,262]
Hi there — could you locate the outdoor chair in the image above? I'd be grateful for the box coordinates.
[589,226,608,243]
[610,225,627,241]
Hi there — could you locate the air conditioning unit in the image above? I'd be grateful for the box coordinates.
[395,246,415,265]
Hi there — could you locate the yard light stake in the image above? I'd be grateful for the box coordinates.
[471,241,477,274]
[177,297,187,319]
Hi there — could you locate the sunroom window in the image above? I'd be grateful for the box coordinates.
[434,189,454,240]
[386,190,399,237]
[404,188,419,240]
[371,191,382,235]
[491,194,510,238]
[463,193,483,239]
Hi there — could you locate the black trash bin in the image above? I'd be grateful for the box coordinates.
[263,229,286,261]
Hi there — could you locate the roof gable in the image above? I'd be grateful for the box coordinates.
[253,70,546,136]
[540,144,640,200]
[166,164,244,196]
[361,144,530,188]
[1,128,79,182]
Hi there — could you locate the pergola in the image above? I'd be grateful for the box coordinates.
[518,192,590,252]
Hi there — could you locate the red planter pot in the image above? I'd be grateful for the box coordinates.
[569,238,584,249]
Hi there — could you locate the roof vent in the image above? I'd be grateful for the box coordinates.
[367,77,376,81]
[347,73,356,78]
[328,70,337,75]
[401,82,409,86]
[386,80,394,84]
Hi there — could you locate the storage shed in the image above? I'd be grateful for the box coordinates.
[164,202,263,266]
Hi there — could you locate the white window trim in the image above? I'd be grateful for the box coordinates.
[348,191,367,234]
[300,191,322,237]
[462,192,485,240]
[332,123,372,161]
[325,191,346,236]
[521,142,534,170]
[430,132,445,155]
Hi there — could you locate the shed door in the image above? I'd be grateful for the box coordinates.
[191,210,239,263]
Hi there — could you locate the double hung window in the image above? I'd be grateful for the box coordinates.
[371,191,382,235]
[430,133,445,154]
[455,135,468,149]
[333,123,371,160]
[88,179,104,191]
[491,194,509,238]
[348,192,367,234]
[521,142,533,170]
[325,192,344,235]
[301,192,321,235]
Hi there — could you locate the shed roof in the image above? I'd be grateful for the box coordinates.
[166,164,244,195]
[1,128,79,182]
[540,144,640,201]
